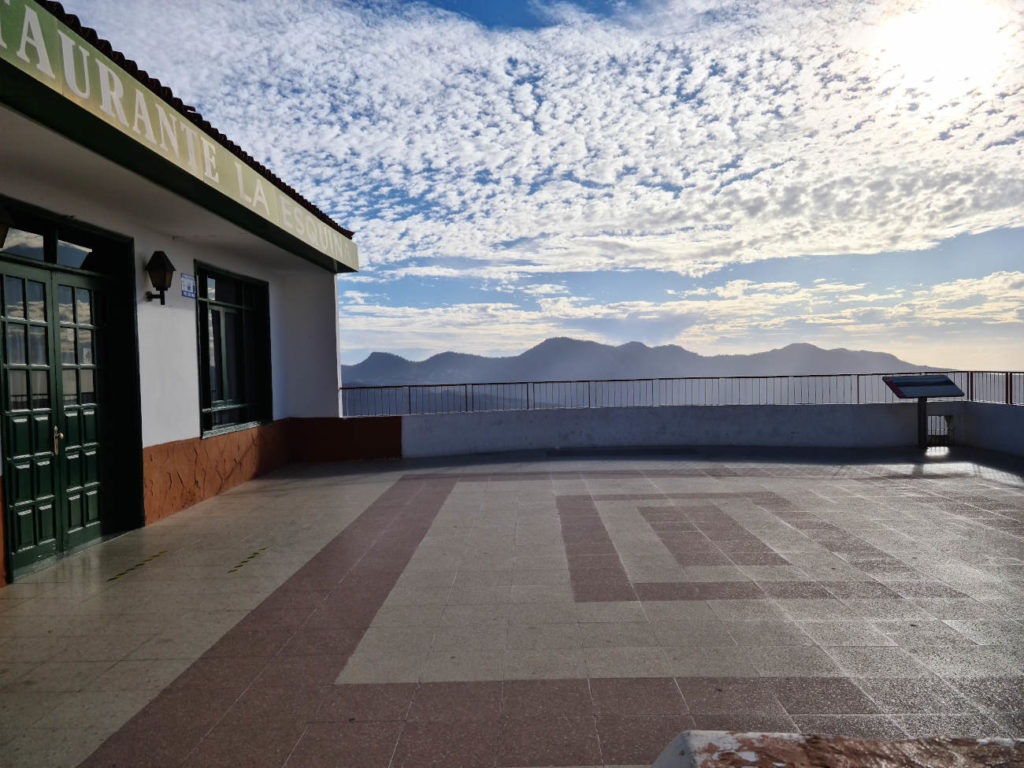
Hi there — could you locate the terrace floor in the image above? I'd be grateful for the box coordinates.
[2,448,1023,768]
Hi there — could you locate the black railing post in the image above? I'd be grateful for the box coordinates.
[918,397,927,449]
[1008,372,1013,405]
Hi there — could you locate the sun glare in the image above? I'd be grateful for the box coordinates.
[875,0,1013,99]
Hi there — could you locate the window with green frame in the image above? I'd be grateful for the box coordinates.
[196,266,271,433]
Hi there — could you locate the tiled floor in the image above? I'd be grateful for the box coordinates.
[1,448,1023,767]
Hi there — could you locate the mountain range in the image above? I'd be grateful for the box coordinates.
[341,338,933,386]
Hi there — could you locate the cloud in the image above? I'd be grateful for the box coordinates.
[518,283,570,296]
[61,0,1023,368]
[335,269,1024,361]
[63,0,1024,283]
[341,290,374,305]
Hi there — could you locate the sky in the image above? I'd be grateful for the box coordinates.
[63,0,1024,369]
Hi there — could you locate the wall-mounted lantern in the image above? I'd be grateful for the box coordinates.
[144,251,176,305]
[0,203,14,249]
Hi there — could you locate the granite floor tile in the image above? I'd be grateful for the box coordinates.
[392,720,501,768]
[777,599,860,622]
[203,627,296,659]
[772,677,880,715]
[596,714,694,765]
[286,721,403,768]
[725,621,813,647]
[507,603,578,625]
[315,683,417,722]
[589,677,687,716]
[826,647,931,678]
[90,659,192,693]
[911,598,1005,620]
[894,713,1008,738]
[420,649,505,682]
[792,714,907,739]
[336,649,429,685]
[580,622,659,648]
[641,601,718,623]
[575,602,647,623]
[664,646,759,677]
[871,619,975,646]
[748,646,845,677]
[358,626,436,654]
[502,679,593,718]
[498,715,602,767]
[408,681,503,722]
[179,709,307,768]
[840,599,934,621]
[649,619,736,647]
[943,619,1024,646]
[2,456,1019,768]
[4,726,110,768]
[908,646,1021,678]
[80,685,242,768]
[852,676,978,714]
[707,600,788,622]
[992,712,1024,737]
[690,712,799,733]
[506,622,583,650]
[252,654,349,689]
[798,621,897,647]
[3,660,112,694]
[585,647,672,678]
[0,691,62,745]
[757,582,834,599]
[503,649,588,679]
[952,676,1024,713]
[432,623,508,651]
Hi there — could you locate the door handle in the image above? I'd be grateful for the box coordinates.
[53,425,65,456]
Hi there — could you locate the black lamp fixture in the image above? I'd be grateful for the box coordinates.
[0,202,14,249]
[144,250,176,305]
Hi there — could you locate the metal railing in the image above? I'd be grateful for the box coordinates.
[340,371,1023,417]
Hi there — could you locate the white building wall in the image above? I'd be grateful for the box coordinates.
[4,165,342,449]
[278,269,342,419]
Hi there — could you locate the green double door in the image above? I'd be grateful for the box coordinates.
[1,261,105,573]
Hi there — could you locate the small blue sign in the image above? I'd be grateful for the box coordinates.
[181,273,196,299]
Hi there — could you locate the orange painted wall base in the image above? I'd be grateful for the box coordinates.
[2,417,401,584]
[142,416,402,524]
[142,421,293,525]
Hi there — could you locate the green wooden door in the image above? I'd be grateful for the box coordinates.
[1,262,105,572]
[54,273,103,552]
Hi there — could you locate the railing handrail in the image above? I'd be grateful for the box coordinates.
[340,370,1021,391]
[339,371,1024,417]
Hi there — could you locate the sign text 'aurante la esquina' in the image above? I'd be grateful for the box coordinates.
[0,0,357,271]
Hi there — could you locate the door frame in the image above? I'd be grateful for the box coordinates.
[0,195,144,581]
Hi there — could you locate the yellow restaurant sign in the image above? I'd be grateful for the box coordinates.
[0,0,357,271]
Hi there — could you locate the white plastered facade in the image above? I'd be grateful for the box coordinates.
[0,103,344,451]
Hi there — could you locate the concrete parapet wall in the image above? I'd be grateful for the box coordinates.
[959,402,1024,458]
[401,403,923,458]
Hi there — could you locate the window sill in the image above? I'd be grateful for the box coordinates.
[200,419,272,439]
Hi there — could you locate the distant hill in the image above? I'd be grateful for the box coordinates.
[342,338,934,386]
